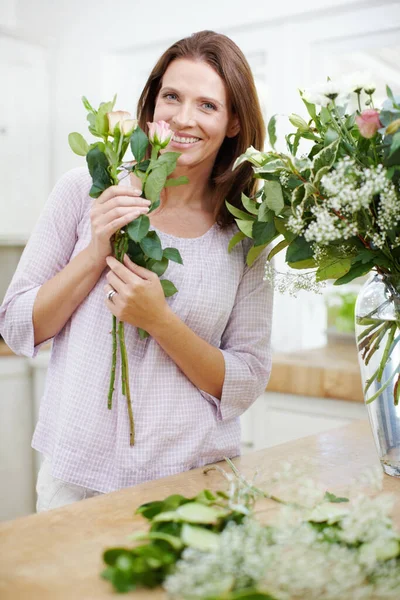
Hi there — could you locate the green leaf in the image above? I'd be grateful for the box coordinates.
[68,132,89,156]
[274,217,296,242]
[225,200,254,221]
[194,489,217,505]
[126,215,150,243]
[334,261,373,285]
[95,101,113,136]
[86,146,113,198]
[135,159,151,173]
[144,164,168,204]
[254,159,286,174]
[135,501,165,520]
[312,138,339,173]
[389,131,400,157]
[241,193,259,215]
[268,238,289,261]
[258,199,275,223]
[128,531,183,551]
[288,258,316,269]
[154,151,181,176]
[160,279,178,297]
[263,180,284,215]
[163,247,183,264]
[176,502,220,524]
[313,165,331,187]
[130,125,149,163]
[316,256,352,282]
[286,235,314,263]
[267,114,277,149]
[165,176,189,187]
[235,219,254,238]
[228,231,246,252]
[324,491,349,504]
[246,243,268,266]
[82,96,96,113]
[181,524,220,552]
[140,230,163,261]
[146,256,169,276]
[252,220,277,247]
[301,95,318,121]
[289,113,309,130]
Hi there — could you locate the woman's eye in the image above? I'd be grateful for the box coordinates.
[163,93,177,100]
[202,102,216,111]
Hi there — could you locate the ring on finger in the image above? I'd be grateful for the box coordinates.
[107,288,117,303]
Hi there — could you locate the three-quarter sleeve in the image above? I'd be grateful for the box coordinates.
[0,168,89,357]
[200,244,273,421]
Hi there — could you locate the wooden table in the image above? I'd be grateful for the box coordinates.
[0,421,399,599]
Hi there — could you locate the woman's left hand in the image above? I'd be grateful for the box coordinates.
[104,255,169,333]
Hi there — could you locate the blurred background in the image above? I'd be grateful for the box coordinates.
[0,0,399,519]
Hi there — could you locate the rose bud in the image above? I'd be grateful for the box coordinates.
[147,120,173,149]
[355,109,382,139]
[107,111,132,135]
[121,118,137,136]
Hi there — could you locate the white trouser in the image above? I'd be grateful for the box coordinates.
[36,455,103,513]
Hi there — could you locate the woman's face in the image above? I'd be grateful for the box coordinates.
[153,58,239,172]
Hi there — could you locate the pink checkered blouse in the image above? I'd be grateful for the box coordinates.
[0,168,273,493]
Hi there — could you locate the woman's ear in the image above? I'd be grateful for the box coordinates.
[226,116,240,138]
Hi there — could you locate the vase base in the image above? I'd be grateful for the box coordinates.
[381,462,400,477]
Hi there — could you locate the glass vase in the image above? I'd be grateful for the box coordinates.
[355,272,400,477]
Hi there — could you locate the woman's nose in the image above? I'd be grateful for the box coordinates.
[173,103,196,128]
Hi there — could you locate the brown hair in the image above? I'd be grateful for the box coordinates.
[136,30,265,228]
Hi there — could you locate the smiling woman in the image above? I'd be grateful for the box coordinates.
[0,30,273,512]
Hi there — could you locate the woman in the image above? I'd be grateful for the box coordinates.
[0,30,273,512]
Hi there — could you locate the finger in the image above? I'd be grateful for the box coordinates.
[106,256,145,284]
[97,185,144,205]
[106,270,127,293]
[104,284,119,314]
[98,205,149,225]
[123,254,156,280]
[103,208,150,237]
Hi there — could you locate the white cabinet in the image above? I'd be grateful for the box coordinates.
[0,356,34,520]
[241,391,367,453]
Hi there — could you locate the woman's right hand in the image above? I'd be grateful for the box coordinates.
[87,185,150,266]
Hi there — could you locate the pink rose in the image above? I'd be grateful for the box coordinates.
[147,120,173,148]
[355,109,382,139]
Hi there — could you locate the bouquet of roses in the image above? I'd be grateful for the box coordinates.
[227,77,400,406]
[69,96,187,445]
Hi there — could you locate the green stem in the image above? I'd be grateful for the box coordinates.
[366,363,400,404]
[357,321,383,343]
[377,323,397,383]
[358,322,386,352]
[119,321,127,396]
[364,323,390,365]
[118,322,135,446]
[107,315,118,409]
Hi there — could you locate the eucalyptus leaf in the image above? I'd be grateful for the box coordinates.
[68,132,89,156]
[160,279,178,297]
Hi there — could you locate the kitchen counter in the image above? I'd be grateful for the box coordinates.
[0,420,398,599]
[1,340,363,402]
[268,342,363,402]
